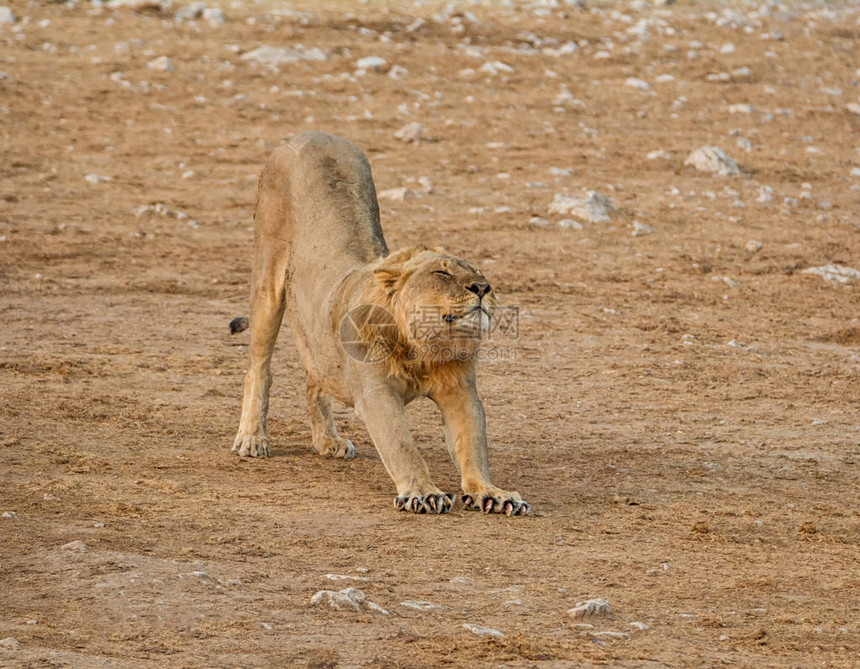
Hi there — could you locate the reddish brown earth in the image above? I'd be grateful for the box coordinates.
[1,0,859,666]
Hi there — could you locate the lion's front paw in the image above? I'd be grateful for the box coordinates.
[315,437,356,460]
[231,434,271,458]
[462,491,530,516]
[393,493,455,515]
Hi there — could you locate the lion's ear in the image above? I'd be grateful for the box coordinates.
[373,266,402,290]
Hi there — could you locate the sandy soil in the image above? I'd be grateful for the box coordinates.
[1,0,859,666]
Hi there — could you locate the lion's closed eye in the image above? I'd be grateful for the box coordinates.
[433,270,453,279]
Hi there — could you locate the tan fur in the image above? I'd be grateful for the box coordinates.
[232,131,529,515]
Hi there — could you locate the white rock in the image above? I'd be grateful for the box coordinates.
[736,137,752,152]
[745,240,763,253]
[632,221,653,236]
[647,149,670,160]
[0,637,20,649]
[559,219,583,230]
[629,621,651,631]
[366,601,389,615]
[720,43,736,54]
[241,45,326,66]
[567,598,612,619]
[394,122,424,143]
[846,103,860,116]
[655,74,675,83]
[388,64,408,79]
[463,624,504,638]
[356,56,386,71]
[801,265,860,285]
[400,600,444,611]
[175,3,205,20]
[417,176,434,193]
[147,56,174,72]
[625,77,650,91]
[684,147,740,176]
[1,511,16,519]
[84,174,112,185]
[311,587,367,612]
[61,540,88,552]
[851,168,860,177]
[202,7,224,25]
[530,216,550,226]
[593,631,630,640]
[378,187,415,202]
[728,103,753,114]
[325,573,369,582]
[0,6,15,23]
[756,186,773,203]
[479,61,514,76]
[550,191,616,223]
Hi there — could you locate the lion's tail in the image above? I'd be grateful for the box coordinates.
[229,317,249,334]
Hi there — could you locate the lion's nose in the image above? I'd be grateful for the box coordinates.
[466,282,491,298]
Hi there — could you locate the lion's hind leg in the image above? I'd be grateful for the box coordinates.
[306,380,355,459]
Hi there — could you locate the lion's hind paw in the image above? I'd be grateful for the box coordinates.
[394,493,455,515]
[462,493,530,516]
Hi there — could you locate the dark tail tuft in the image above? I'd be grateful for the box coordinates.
[229,317,249,334]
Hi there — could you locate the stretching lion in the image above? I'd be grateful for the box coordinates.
[230,131,529,516]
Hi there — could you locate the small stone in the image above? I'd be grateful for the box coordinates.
[479,61,514,76]
[745,240,763,253]
[647,149,670,160]
[1,511,16,519]
[417,176,434,194]
[530,216,550,226]
[801,265,860,285]
[846,103,860,116]
[325,573,369,582]
[655,74,675,83]
[850,168,860,177]
[175,2,205,20]
[356,56,386,71]
[756,186,773,203]
[463,623,504,638]
[378,187,415,202]
[0,7,15,23]
[629,622,650,631]
[559,219,583,230]
[202,7,224,25]
[311,587,366,612]
[61,540,88,552]
[261,622,273,630]
[567,598,611,619]
[632,221,653,236]
[388,64,408,79]
[0,638,20,649]
[147,56,174,72]
[240,45,326,67]
[550,191,615,223]
[685,146,740,176]
[736,138,752,152]
[720,43,736,54]
[85,174,112,185]
[366,601,389,615]
[394,122,424,144]
[625,77,650,91]
[592,631,630,640]
[726,340,742,348]
[400,600,445,611]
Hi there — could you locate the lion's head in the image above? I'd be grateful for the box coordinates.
[363,246,496,368]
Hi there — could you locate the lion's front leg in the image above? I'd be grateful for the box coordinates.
[355,387,454,514]
[433,383,530,516]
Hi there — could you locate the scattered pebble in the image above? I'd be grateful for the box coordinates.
[592,631,630,640]
[85,174,112,185]
[0,7,15,24]
[530,216,550,226]
[394,122,424,144]
[417,176,434,193]
[629,621,651,631]
[846,103,860,116]
[463,623,504,638]
[202,7,224,25]
[567,598,612,619]
[61,540,88,552]
[550,191,615,223]
[479,61,514,76]
[147,56,174,72]
[559,219,583,230]
[625,77,650,91]
[240,45,326,67]
[1,512,16,519]
[745,240,763,253]
[311,587,382,613]
[174,2,205,21]
[0,638,20,649]
[400,600,445,611]
[647,149,671,160]
[801,265,860,285]
[325,573,369,582]
[632,221,653,236]
[356,56,386,71]
[685,146,740,176]
[378,187,415,202]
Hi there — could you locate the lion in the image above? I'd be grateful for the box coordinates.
[230,131,529,516]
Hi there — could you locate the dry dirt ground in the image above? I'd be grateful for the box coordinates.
[1,0,859,666]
